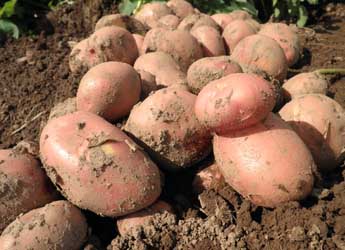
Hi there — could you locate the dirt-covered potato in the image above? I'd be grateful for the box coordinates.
[167,0,195,18]
[135,2,173,28]
[69,26,138,73]
[40,111,162,217]
[157,14,180,30]
[142,28,203,72]
[0,145,57,232]
[282,72,329,100]
[117,200,174,236]
[192,163,225,194]
[279,94,345,172]
[222,20,257,54]
[178,13,220,32]
[230,34,288,82]
[259,23,301,66]
[214,113,315,208]
[124,86,212,171]
[133,34,145,55]
[191,26,225,57]
[0,200,88,250]
[134,52,187,89]
[211,13,235,30]
[187,56,242,94]
[76,62,141,121]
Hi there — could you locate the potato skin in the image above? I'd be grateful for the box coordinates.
[213,113,315,208]
[192,163,225,194]
[230,34,288,82]
[178,13,220,32]
[279,94,345,172]
[259,23,301,67]
[0,149,57,232]
[117,200,173,236]
[157,14,181,30]
[282,72,328,100]
[191,26,226,57]
[135,2,173,28]
[0,200,88,250]
[134,52,187,88]
[133,34,145,55]
[69,27,138,73]
[166,0,195,18]
[222,20,257,54]
[76,62,141,122]
[40,111,162,217]
[142,28,203,72]
[195,73,276,134]
[211,13,235,30]
[125,87,212,170]
[187,56,242,94]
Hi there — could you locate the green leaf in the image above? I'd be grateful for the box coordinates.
[297,5,308,27]
[307,0,319,4]
[273,7,280,18]
[119,0,140,15]
[0,0,17,19]
[272,0,278,6]
[0,19,19,38]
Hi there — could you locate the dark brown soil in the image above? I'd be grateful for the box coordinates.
[1,1,345,250]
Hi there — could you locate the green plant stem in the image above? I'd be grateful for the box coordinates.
[315,68,345,75]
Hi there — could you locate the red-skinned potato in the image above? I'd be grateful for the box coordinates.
[214,113,315,208]
[133,34,145,55]
[192,163,225,194]
[167,0,195,18]
[135,2,173,28]
[40,111,162,217]
[211,13,235,30]
[222,20,257,54]
[69,26,138,73]
[279,94,345,172]
[0,145,57,232]
[187,56,242,94]
[0,200,88,250]
[178,13,220,32]
[117,200,174,236]
[259,23,301,67]
[134,52,187,88]
[76,62,141,122]
[245,18,261,32]
[124,86,212,171]
[230,34,288,82]
[229,10,252,20]
[282,72,328,100]
[142,28,203,72]
[157,14,180,30]
[191,26,226,57]
[95,14,148,35]
[195,73,276,134]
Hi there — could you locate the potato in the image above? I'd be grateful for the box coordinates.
[192,163,225,194]
[69,26,138,73]
[191,26,226,57]
[214,113,315,208]
[282,72,328,100]
[178,13,220,32]
[0,145,57,232]
[124,86,212,170]
[0,200,87,250]
[76,62,141,121]
[40,111,162,217]
[137,70,159,99]
[157,14,180,30]
[135,2,173,29]
[133,34,145,55]
[117,200,173,236]
[259,23,301,67]
[142,28,203,72]
[187,56,242,94]
[95,14,148,35]
[222,20,257,54]
[230,34,288,82]
[245,18,261,32]
[195,73,276,134]
[134,52,187,88]
[167,0,195,18]
[279,94,345,172]
[211,13,235,30]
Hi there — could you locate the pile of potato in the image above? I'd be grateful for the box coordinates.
[1,0,345,248]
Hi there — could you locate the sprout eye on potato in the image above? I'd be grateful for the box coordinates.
[40,111,162,217]
[0,200,88,250]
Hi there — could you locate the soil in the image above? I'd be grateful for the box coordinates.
[0,1,345,250]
